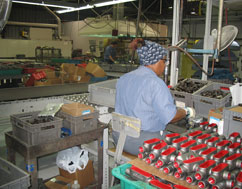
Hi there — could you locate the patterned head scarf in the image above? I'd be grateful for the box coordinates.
[136,40,168,66]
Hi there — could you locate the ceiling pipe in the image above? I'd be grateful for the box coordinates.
[216,0,224,60]
[7,21,58,28]
[44,6,62,40]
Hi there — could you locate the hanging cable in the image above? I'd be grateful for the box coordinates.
[225,8,233,73]
[168,45,215,76]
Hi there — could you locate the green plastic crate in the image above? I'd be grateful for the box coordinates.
[0,68,22,76]
[112,164,156,189]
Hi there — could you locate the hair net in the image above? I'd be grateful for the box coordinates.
[136,40,168,66]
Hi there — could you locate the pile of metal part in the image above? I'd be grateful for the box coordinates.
[27,117,54,124]
[200,89,228,99]
[171,79,207,94]
[126,122,242,189]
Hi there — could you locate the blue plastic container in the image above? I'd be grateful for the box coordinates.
[111,164,156,189]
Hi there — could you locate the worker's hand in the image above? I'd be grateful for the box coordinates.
[183,107,196,119]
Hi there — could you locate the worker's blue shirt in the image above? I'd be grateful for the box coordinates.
[104,45,116,62]
[115,66,177,132]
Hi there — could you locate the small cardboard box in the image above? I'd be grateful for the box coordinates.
[61,103,95,117]
[85,62,106,77]
[59,160,95,189]
[34,79,52,86]
[208,107,224,135]
[45,175,73,189]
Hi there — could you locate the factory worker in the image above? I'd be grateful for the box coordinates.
[112,39,193,156]
[104,41,118,64]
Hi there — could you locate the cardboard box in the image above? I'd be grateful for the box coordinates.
[45,175,73,189]
[61,103,95,117]
[34,79,52,86]
[208,107,224,135]
[85,62,106,77]
[61,63,76,75]
[59,160,95,189]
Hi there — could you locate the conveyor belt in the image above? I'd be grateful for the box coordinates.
[0,83,88,101]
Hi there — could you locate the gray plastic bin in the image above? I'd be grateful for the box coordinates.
[88,79,117,107]
[193,82,231,118]
[57,110,99,135]
[0,158,30,189]
[11,111,63,145]
[223,106,242,138]
[170,78,209,107]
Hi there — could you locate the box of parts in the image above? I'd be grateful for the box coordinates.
[45,176,73,189]
[59,160,94,189]
[223,105,242,138]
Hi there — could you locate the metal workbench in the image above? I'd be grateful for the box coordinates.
[5,124,107,189]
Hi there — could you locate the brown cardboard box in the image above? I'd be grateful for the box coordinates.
[208,107,224,122]
[208,107,224,135]
[70,67,87,82]
[85,62,106,77]
[36,68,56,79]
[59,160,95,189]
[61,103,95,117]
[34,79,52,86]
[61,63,76,75]
[45,175,73,189]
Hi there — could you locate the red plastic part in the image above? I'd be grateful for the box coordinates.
[166,133,180,138]
[183,157,204,164]
[220,86,230,91]
[208,123,217,127]
[198,181,205,188]
[216,140,231,147]
[207,137,219,143]
[186,176,193,183]
[174,172,181,178]
[181,140,196,148]
[173,137,188,144]
[139,146,144,153]
[236,172,242,182]
[200,121,209,126]
[130,165,152,178]
[195,173,202,180]
[163,167,169,174]
[208,177,215,184]
[226,153,242,161]
[149,179,173,189]
[199,160,216,169]
[212,163,228,172]
[138,153,143,159]
[201,147,217,155]
[144,138,160,144]
[197,134,211,140]
[213,150,229,159]
[190,144,207,151]
[161,147,176,156]
[188,130,202,137]
[153,142,167,150]
[174,161,179,168]
[145,158,151,164]
[212,186,218,189]
[230,132,240,138]
[177,167,182,173]
[157,160,163,167]
[228,143,241,149]
[149,154,155,160]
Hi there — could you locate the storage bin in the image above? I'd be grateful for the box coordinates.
[88,79,117,107]
[11,111,63,145]
[0,157,30,189]
[170,78,209,107]
[223,105,242,137]
[112,163,156,189]
[57,110,99,135]
[193,82,231,118]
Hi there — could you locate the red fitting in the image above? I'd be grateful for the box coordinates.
[149,179,173,189]
[165,133,180,144]
[188,130,203,139]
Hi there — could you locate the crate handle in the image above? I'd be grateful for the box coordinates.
[174,94,185,99]
[41,125,55,130]
[220,87,230,91]
[233,116,242,122]
[16,122,24,128]
[200,99,213,105]
[18,115,33,119]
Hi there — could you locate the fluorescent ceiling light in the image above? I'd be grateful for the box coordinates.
[56,0,136,14]
[56,5,94,14]
[95,0,135,7]
[12,0,74,9]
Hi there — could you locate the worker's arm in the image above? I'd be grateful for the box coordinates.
[170,108,186,123]
[109,55,115,62]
